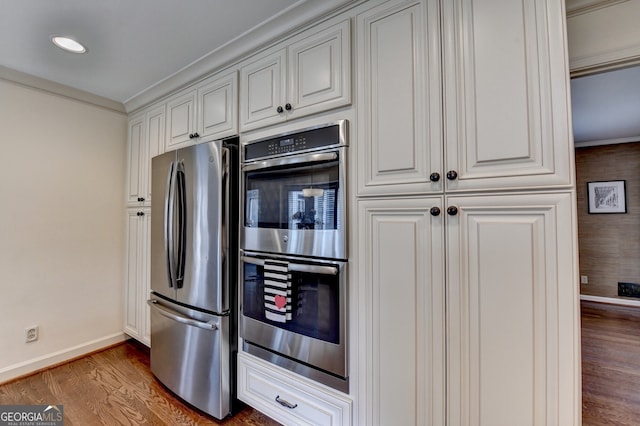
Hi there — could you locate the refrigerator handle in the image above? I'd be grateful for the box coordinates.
[175,161,186,289]
[221,146,230,308]
[148,299,219,331]
[165,161,177,288]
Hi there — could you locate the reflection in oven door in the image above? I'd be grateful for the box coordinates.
[241,149,347,259]
[240,253,347,392]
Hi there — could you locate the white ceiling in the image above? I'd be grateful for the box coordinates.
[571,65,640,144]
[0,0,299,103]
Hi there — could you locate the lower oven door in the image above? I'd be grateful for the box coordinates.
[240,252,347,380]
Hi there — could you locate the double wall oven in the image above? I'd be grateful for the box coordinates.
[240,120,349,392]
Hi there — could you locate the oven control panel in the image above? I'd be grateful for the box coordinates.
[244,120,347,161]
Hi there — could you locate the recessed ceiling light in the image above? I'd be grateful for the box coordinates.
[51,36,87,53]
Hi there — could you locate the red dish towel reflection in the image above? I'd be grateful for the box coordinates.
[264,260,292,323]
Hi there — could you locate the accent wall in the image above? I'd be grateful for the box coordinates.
[576,142,640,300]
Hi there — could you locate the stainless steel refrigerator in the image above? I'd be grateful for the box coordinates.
[147,138,238,419]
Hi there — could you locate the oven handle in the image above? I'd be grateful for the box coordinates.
[241,256,338,276]
[241,152,338,172]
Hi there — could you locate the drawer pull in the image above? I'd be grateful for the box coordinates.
[275,395,298,409]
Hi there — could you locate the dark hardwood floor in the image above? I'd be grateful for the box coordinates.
[2,301,639,425]
[582,300,640,425]
[0,341,281,426]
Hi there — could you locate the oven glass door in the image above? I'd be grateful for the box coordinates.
[242,256,341,344]
[244,157,341,232]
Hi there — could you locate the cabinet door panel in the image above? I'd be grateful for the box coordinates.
[357,0,443,196]
[446,193,580,426]
[442,0,573,191]
[240,49,286,131]
[165,90,196,151]
[358,197,445,426]
[198,71,238,140]
[125,210,142,338]
[125,209,151,346]
[288,20,351,118]
[145,106,165,203]
[141,210,151,345]
[126,116,144,205]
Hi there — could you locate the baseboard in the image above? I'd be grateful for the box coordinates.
[0,332,127,384]
[580,294,640,307]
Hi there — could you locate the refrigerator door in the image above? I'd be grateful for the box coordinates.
[150,150,178,301]
[148,298,230,419]
[176,141,226,313]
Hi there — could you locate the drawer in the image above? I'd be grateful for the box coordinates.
[237,352,352,426]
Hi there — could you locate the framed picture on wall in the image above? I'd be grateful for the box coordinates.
[587,180,627,214]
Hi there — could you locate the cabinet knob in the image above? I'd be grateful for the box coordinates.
[138,197,145,202]
[277,106,284,113]
[429,172,440,182]
[137,211,145,216]
[430,207,441,216]
[193,132,200,138]
[285,103,292,111]
[446,170,458,180]
[447,206,458,216]
[188,133,194,139]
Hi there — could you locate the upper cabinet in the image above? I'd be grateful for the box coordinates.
[127,104,165,207]
[197,70,238,140]
[240,19,351,132]
[356,0,443,196]
[357,0,574,196]
[165,70,238,151]
[441,0,574,192]
[165,88,196,150]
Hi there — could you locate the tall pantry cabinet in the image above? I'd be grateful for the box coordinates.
[124,106,165,346]
[355,0,580,425]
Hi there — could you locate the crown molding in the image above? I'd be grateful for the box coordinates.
[566,0,628,17]
[0,65,126,114]
[123,0,357,114]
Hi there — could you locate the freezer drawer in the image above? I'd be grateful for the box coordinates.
[148,298,230,419]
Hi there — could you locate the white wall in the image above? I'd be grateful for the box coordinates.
[0,79,128,382]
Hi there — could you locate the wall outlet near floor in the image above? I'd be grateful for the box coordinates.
[25,326,39,343]
[581,275,589,284]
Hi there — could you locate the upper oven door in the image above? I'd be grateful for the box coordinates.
[241,148,346,259]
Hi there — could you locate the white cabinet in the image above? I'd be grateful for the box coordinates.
[357,193,580,426]
[357,0,574,196]
[237,352,352,426]
[197,70,238,141]
[357,197,445,426]
[127,105,165,207]
[445,193,579,426]
[126,114,145,205]
[440,0,573,192]
[165,70,238,151]
[165,88,196,151]
[355,0,580,425]
[124,208,151,346]
[356,0,443,196]
[240,19,351,131]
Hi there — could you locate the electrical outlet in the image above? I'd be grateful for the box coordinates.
[581,275,588,285]
[25,326,38,343]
